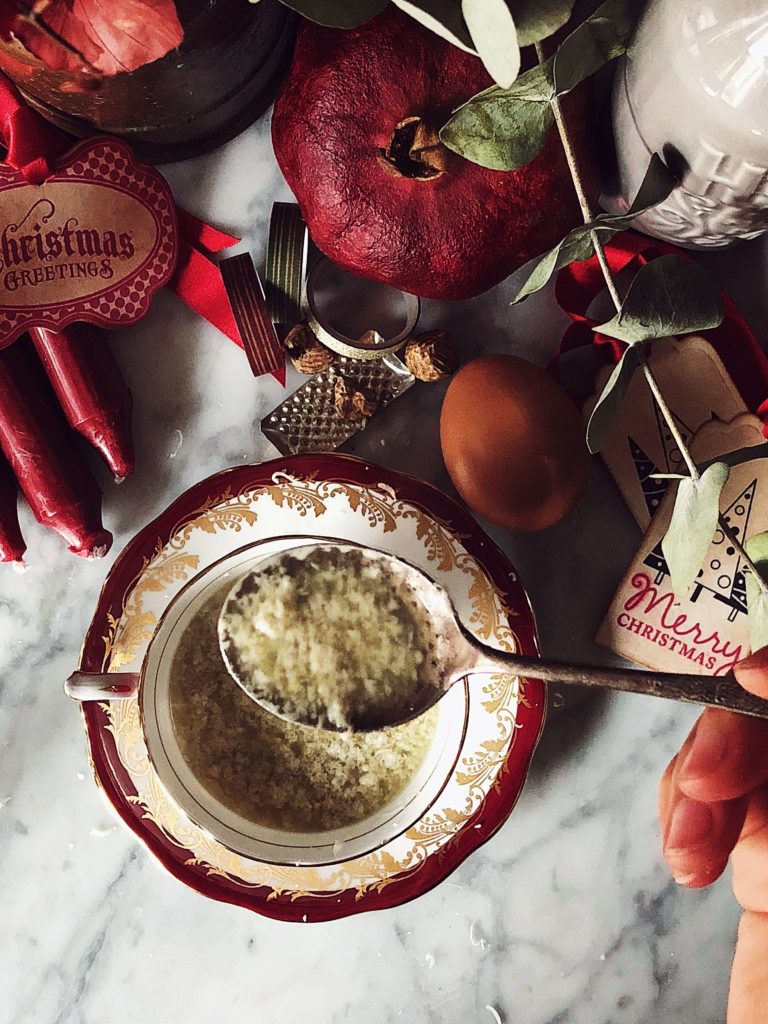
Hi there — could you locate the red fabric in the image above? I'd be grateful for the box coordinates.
[171,240,241,347]
[0,74,284,382]
[0,74,69,182]
[169,212,285,382]
[553,232,768,436]
[175,208,239,254]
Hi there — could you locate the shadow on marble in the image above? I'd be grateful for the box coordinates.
[532,685,610,781]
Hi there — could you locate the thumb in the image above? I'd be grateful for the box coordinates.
[728,911,768,1023]
[734,647,768,699]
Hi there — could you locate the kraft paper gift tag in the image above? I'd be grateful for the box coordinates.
[597,413,767,675]
[584,336,747,529]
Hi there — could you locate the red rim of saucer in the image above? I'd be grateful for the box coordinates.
[78,454,545,921]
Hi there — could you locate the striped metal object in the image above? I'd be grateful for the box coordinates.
[265,202,308,326]
[220,253,284,379]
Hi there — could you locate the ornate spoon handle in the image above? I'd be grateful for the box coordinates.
[468,649,768,719]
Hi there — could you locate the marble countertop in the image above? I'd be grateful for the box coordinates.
[3,112,767,1024]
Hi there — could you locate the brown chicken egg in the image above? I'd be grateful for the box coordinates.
[440,354,591,531]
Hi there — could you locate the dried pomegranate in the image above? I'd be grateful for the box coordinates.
[272,8,589,301]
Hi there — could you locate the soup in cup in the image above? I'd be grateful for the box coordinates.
[68,538,468,867]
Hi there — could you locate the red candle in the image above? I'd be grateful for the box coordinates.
[30,325,135,481]
[0,338,112,558]
[0,451,25,564]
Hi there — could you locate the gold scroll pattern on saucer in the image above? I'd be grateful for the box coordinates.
[96,474,525,901]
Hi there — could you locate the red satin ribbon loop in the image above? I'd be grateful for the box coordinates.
[176,208,239,254]
[0,76,67,182]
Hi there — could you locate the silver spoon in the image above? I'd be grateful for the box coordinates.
[215,539,768,731]
[66,540,768,727]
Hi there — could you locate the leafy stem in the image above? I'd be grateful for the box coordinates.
[637,354,698,481]
[534,40,621,311]
[534,42,768,602]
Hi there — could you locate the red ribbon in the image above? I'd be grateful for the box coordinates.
[0,75,62,184]
[553,231,768,436]
[0,74,285,384]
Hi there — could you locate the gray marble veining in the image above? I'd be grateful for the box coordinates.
[3,111,766,1024]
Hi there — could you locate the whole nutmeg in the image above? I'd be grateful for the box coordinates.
[404,330,457,382]
[334,377,378,422]
[284,321,335,374]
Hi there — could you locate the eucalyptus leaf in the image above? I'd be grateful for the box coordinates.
[391,0,475,51]
[440,61,554,169]
[278,0,387,26]
[586,345,641,454]
[552,0,636,95]
[513,154,675,302]
[439,0,637,172]
[463,0,520,88]
[513,225,613,303]
[513,0,575,47]
[495,58,554,100]
[746,532,768,652]
[661,462,730,600]
[597,255,724,345]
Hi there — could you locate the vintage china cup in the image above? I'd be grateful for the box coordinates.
[75,456,543,920]
[71,537,467,866]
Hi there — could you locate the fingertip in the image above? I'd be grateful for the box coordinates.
[734,647,768,699]
[664,847,729,890]
[670,865,724,889]
[665,796,714,852]
[662,797,747,890]
[664,828,728,888]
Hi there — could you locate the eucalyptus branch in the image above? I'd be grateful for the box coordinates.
[534,42,768,597]
[534,42,622,311]
[637,353,699,481]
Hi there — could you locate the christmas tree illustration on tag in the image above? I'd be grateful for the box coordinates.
[598,414,767,675]
[584,336,746,529]
[643,478,755,624]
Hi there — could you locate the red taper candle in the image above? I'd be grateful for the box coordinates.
[30,325,135,481]
[0,337,112,558]
[0,451,25,564]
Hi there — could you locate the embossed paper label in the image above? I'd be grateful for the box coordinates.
[0,138,177,344]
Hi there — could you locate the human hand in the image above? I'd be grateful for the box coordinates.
[659,648,768,1023]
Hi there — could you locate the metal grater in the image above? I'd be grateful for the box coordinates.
[261,355,415,455]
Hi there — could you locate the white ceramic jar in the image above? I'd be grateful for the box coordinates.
[610,0,768,247]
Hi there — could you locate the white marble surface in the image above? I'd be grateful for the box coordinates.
[3,111,768,1024]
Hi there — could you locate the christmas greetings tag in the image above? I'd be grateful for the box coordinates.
[584,336,747,529]
[597,413,767,676]
[0,137,177,345]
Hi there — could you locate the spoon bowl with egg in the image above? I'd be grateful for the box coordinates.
[215,540,768,731]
